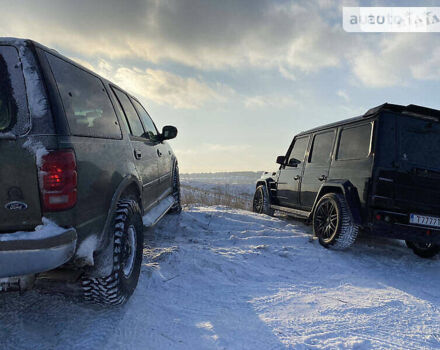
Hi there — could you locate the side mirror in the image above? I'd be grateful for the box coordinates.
[161,125,178,141]
[288,158,300,167]
[276,155,285,165]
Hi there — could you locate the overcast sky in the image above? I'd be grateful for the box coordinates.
[2,0,440,172]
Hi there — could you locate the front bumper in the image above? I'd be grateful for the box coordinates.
[0,227,77,278]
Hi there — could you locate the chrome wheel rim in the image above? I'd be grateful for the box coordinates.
[314,199,338,243]
[122,225,137,278]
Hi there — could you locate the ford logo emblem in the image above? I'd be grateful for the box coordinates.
[5,201,28,211]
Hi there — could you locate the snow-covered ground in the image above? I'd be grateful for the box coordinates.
[1,206,439,349]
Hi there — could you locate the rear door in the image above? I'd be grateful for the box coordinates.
[300,130,336,209]
[276,135,309,207]
[130,98,173,200]
[0,45,43,231]
[111,87,160,211]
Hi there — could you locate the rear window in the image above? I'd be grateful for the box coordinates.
[46,53,122,139]
[399,116,440,170]
[337,124,372,160]
[0,46,29,135]
[309,131,334,163]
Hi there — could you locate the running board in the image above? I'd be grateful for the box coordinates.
[142,195,175,227]
[271,205,310,219]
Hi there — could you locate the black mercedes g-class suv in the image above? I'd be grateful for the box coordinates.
[0,38,181,304]
[254,103,440,258]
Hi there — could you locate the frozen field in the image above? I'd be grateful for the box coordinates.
[1,206,439,350]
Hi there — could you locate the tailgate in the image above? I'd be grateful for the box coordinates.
[0,45,42,231]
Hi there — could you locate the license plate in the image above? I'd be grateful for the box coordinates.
[409,213,440,228]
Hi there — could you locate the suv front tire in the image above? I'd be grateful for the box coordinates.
[253,185,274,216]
[313,193,359,250]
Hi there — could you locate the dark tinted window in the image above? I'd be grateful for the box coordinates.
[0,46,29,134]
[399,116,440,170]
[288,136,309,166]
[112,88,144,137]
[130,98,158,141]
[337,124,371,160]
[47,53,121,139]
[309,131,334,163]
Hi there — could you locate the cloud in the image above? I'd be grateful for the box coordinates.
[111,67,223,109]
[0,0,347,74]
[337,90,350,102]
[350,34,440,87]
[3,0,440,90]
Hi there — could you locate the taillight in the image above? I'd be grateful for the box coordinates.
[39,149,77,211]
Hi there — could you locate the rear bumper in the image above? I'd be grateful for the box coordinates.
[0,228,77,278]
[369,211,440,244]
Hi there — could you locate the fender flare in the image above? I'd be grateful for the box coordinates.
[89,175,142,277]
[255,178,276,203]
[255,177,275,189]
[311,180,362,225]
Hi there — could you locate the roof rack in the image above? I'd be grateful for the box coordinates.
[363,103,440,120]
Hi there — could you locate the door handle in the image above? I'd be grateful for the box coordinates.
[318,174,327,181]
[294,175,300,181]
[134,150,142,160]
[157,149,162,157]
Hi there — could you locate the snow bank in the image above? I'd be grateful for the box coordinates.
[75,235,98,266]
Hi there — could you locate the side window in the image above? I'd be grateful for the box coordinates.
[46,53,121,139]
[111,88,144,137]
[337,124,372,160]
[130,98,159,141]
[0,46,29,135]
[287,136,309,166]
[309,131,334,163]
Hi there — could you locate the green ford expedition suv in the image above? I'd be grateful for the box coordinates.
[0,38,181,305]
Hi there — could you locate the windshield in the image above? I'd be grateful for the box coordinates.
[399,116,440,171]
[0,46,29,135]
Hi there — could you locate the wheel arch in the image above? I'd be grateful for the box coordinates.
[89,175,143,277]
[256,178,276,201]
[311,180,362,225]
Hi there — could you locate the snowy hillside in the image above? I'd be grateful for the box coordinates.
[180,171,263,210]
[1,206,439,349]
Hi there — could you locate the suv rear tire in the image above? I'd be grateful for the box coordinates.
[81,198,144,305]
[253,185,274,216]
[405,240,440,258]
[313,193,359,250]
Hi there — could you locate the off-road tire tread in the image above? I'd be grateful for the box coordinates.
[254,185,275,217]
[81,199,141,305]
